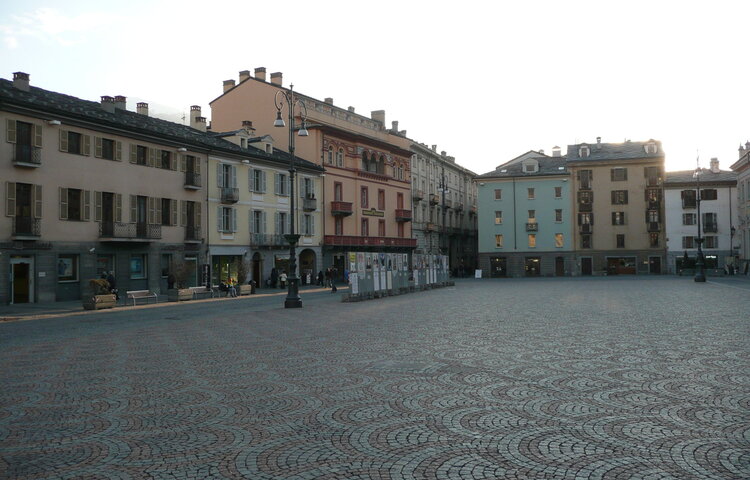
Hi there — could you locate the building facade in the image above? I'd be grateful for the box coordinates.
[566,138,666,275]
[730,141,750,274]
[664,158,737,274]
[209,68,415,279]
[476,150,573,277]
[410,143,477,275]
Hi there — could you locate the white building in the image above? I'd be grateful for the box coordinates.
[730,141,750,274]
[664,158,737,274]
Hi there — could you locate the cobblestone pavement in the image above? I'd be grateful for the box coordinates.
[1,277,748,479]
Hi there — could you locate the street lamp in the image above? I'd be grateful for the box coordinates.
[693,159,706,282]
[274,84,309,308]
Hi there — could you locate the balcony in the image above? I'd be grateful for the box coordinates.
[647,222,661,232]
[221,187,239,204]
[578,203,592,212]
[579,224,592,234]
[526,222,538,232]
[324,235,416,248]
[12,216,40,238]
[429,194,439,205]
[13,145,41,167]
[250,233,287,248]
[413,189,424,201]
[184,172,202,189]
[303,196,317,212]
[682,198,697,209]
[425,222,437,232]
[579,181,592,191]
[185,225,202,243]
[99,222,161,241]
[330,201,353,216]
[454,202,464,212]
[395,209,412,222]
[443,199,453,209]
[703,223,717,233]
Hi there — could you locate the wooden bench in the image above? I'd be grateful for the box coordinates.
[126,290,158,306]
[189,286,214,299]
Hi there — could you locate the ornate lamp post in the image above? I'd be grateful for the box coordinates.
[693,159,706,282]
[274,84,309,308]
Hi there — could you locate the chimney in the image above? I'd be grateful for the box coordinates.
[324,97,333,105]
[431,145,437,152]
[242,120,255,132]
[239,70,250,83]
[552,146,561,157]
[114,95,127,110]
[100,96,115,113]
[223,79,236,93]
[137,102,149,116]
[13,72,30,91]
[539,149,545,155]
[194,117,207,132]
[391,121,399,132]
[348,106,355,113]
[441,151,447,157]
[399,130,407,137]
[710,157,720,173]
[371,110,385,126]
[596,136,602,149]
[254,67,267,82]
[190,105,202,129]
[270,72,283,86]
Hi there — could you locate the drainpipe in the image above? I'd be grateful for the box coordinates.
[512,177,517,250]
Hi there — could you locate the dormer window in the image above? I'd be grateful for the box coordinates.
[265,143,272,154]
[579,145,590,158]
[645,142,658,154]
[240,138,247,148]
[522,160,539,173]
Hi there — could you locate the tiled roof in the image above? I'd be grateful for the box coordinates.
[665,169,737,185]
[476,154,568,179]
[566,140,664,162]
[0,78,323,172]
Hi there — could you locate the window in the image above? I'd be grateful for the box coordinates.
[554,186,562,198]
[335,217,343,235]
[647,210,659,223]
[495,234,504,248]
[59,187,87,221]
[612,212,626,225]
[57,254,79,282]
[682,236,695,248]
[616,234,625,248]
[99,138,116,160]
[275,172,289,196]
[337,148,344,167]
[611,168,628,181]
[554,233,564,248]
[578,169,592,189]
[578,212,593,225]
[397,222,405,238]
[681,190,697,208]
[130,254,147,279]
[303,214,314,236]
[251,169,266,193]
[578,191,593,204]
[378,219,386,236]
[704,236,717,248]
[252,210,265,233]
[160,150,172,169]
[378,189,385,210]
[528,210,536,222]
[527,188,535,199]
[361,187,369,207]
[555,209,563,222]
[649,233,660,247]
[579,145,590,158]
[581,235,592,249]
[528,234,536,248]
[161,198,173,226]
[494,211,502,224]
[701,189,717,201]
[397,192,404,209]
[136,145,148,165]
[683,213,696,225]
[220,207,236,233]
[361,218,369,236]
[161,254,172,278]
[334,182,343,201]
[61,131,86,155]
[645,166,661,186]
[611,190,628,204]
[494,189,502,200]
[703,212,717,232]
[327,146,333,164]
[277,212,288,235]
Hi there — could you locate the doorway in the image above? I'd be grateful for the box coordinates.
[299,249,316,285]
[581,257,593,276]
[252,252,262,287]
[524,257,541,276]
[10,256,34,304]
[555,256,565,276]
[649,256,662,274]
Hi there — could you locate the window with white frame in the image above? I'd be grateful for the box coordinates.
[495,234,504,248]
[219,206,236,233]
[303,214,315,236]
[682,213,696,225]
[495,211,502,224]
[250,169,266,193]
[275,172,289,196]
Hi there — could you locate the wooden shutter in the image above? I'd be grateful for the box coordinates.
[274,173,280,194]
[83,190,91,221]
[311,215,315,235]
[33,185,42,218]
[59,187,68,220]
[95,137,103,158]
[180,154,186,172]
[172,200,178,226]
[115,194,122,222]
[248,210,254,233]
[194,202,200,230]
[33,124,42,148]
[217,164,224,187]
[262,211,267,234]
[231,166,237,188]
[170,153,177,171]
[623,191,628,204]
[130,195,136,223]
[115,141,122,161]
[181,200,187,226]
[83,135,91,156]
[217,206,223,231]
[300,177,306,198]
[248,169,254,192]
[95,191,102,221]
[195,157,200,174]
[611,191,616,204]
[155,198,162,225]
[6,119,16,143]
[261,171,266,193]
[275,212,280,234]
[59,130,69,152]
[5,182,15,216]
[231,208,237,232]
[130,144,137,163]
[148,148,156,167]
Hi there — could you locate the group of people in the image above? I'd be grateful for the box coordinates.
[100,271,118,300]
[267,268,288,288]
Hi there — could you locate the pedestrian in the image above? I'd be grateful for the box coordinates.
[317,270,324,286]
[106,271,118,300]
[167,272,175,289]
[324,267,331,287]
[270,268,278,289]
[279,270,287,288]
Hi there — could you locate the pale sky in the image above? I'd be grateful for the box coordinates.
[2,0,748,175]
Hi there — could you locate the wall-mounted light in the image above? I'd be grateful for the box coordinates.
[47,120,61,126]
[242,159,250,164]
[89,247,96,253]
[177,147,187,152]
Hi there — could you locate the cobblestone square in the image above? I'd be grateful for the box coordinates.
[1,277,748,479]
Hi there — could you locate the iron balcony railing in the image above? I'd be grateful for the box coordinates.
[13,145,42,166]
[184,172,202,188]
[703,223,718,233]
[12,216,41,237]
[324,235,416,247]
[303,196,317,212]
[429,194,439,205]
[330,201,353,216]
[185,225,202,242]
[647,222,661,232]
[221,187,239,204]
[395,209,412,222]
[526,222,538,232]
[99,222,161,240]
[413,189,424,201]
[250,233,288,247]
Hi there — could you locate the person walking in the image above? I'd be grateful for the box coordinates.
[106,271,118,300]
[279,270,287,288]
[270,268,278,289]
[317,270,324,287]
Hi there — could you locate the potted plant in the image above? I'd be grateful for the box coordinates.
[167,259,193,302]
[82,278,117,310]
[236,259,254,295]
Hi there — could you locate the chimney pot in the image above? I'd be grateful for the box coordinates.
[114,96,126,110]
[101,96,115,113]
[190,106,203,130]
[324,97,333,104]
[270,72,283,86]
[254,67,267,82]
[431,145,437,152]
[12,72,30,91]
[441,151,447,157]
[239,70,250,83]
[370,110,386,126]
[391,121,399,132]
[192,116,207,132]
[710,157,720,173]
[348,106,355,113]
[136,102,149,116]
[223,79,236,93]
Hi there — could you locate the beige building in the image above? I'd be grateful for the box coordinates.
[566,138,666,275]
[730,141,750,273]
[210,68,415,279]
